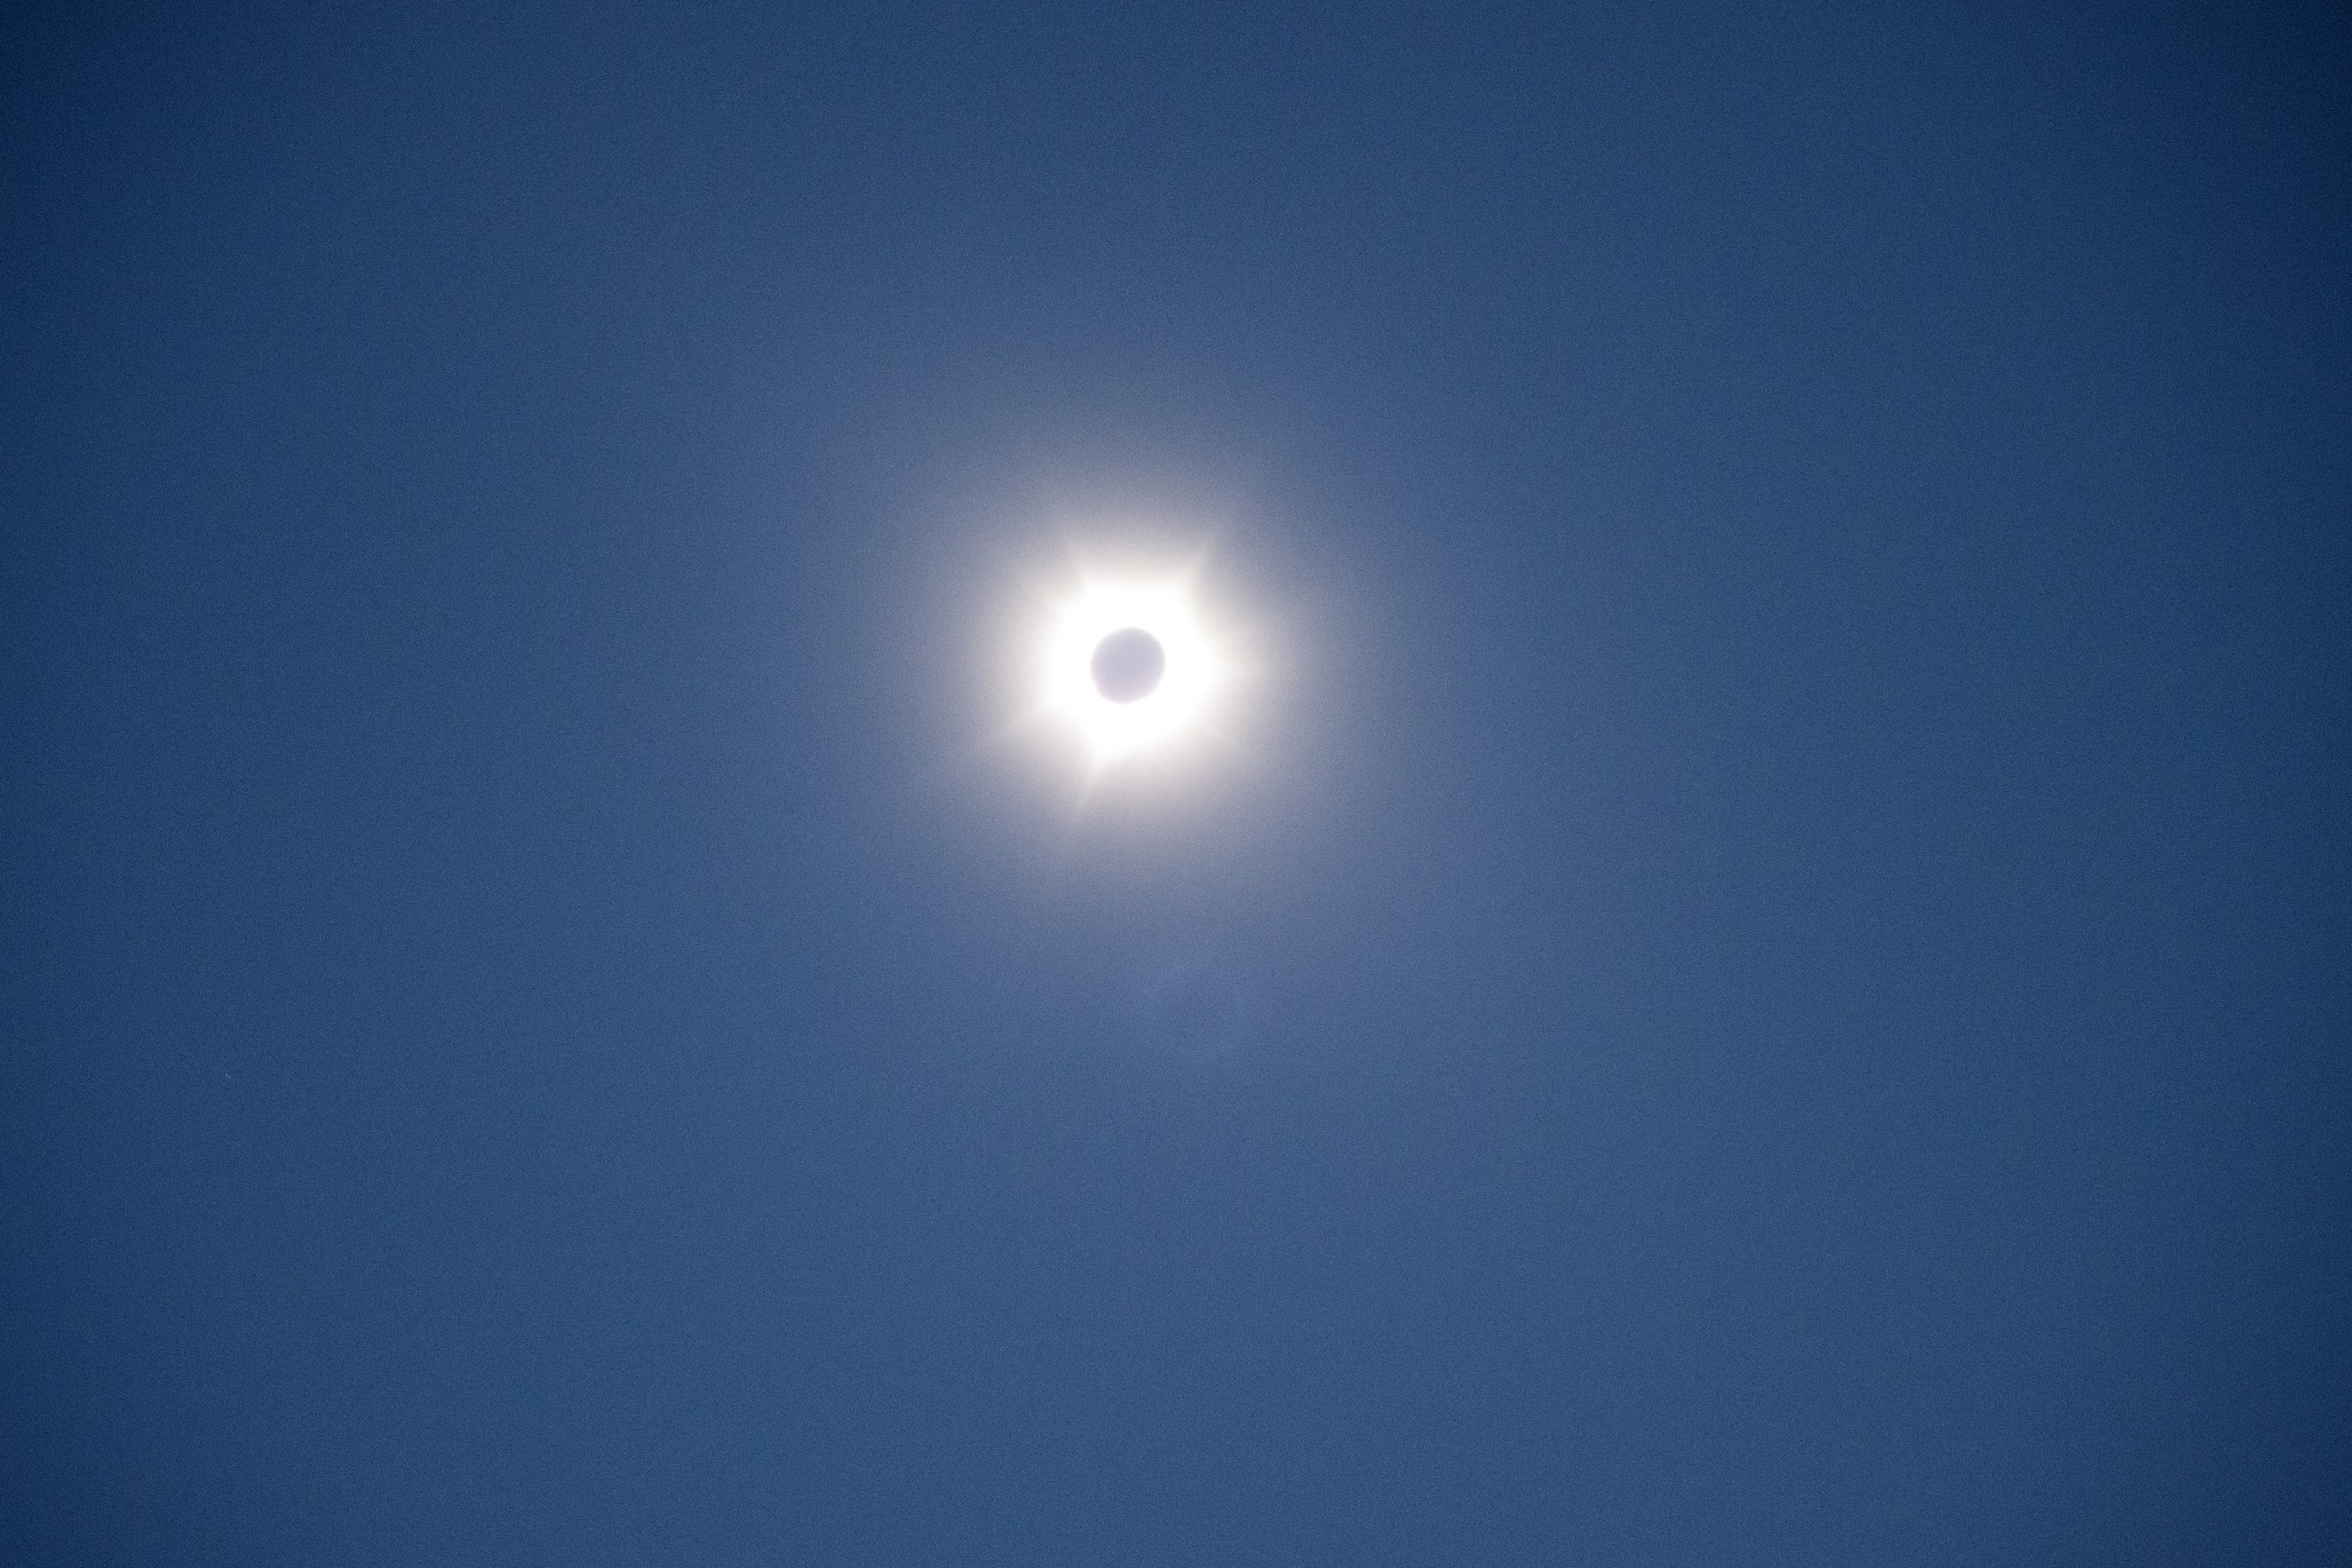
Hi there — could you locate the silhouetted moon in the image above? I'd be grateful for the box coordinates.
[1089,626,1166,703]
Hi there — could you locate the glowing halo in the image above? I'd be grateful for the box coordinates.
[1037,571,1229,767]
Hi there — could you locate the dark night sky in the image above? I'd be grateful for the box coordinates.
[5,3,2348,1563]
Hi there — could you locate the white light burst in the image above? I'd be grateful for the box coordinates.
[1040,572,1228,767]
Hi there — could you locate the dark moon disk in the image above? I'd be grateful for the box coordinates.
[1089,626,1166,703]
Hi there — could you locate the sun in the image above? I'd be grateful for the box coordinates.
[1039,572,1228,766]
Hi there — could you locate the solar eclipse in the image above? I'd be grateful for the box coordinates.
[1038,568,1228,768]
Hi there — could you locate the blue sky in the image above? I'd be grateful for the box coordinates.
[5,3,2347,1563]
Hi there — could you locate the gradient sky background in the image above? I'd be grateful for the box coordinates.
[5,3,2348,1563]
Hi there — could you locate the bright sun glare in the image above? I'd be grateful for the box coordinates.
[1040,573,1227,766]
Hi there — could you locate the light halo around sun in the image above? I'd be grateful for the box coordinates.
[1038,572,1228,768]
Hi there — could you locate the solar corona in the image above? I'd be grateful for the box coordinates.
[1039,571,1227,768]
